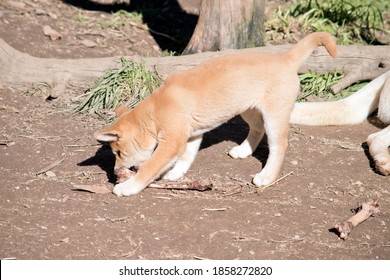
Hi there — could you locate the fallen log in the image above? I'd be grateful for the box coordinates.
[0,37,389,94]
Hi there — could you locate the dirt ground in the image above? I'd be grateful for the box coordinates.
[0,0,389,260]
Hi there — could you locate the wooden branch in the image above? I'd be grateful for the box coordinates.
[0,37,389,92]
[148,181,212,192]
[331,67,389,93]
[116,167,212,192]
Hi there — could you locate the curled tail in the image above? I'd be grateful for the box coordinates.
[286,32,337,70]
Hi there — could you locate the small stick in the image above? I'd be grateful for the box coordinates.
[116,168,212,192]
[0,140,15,146]
[148,181,212,192]
[334,201,379,240]
[202,208,228,211]
[36,158,64,175]
[63,144,100,148]
[258,171,294,192]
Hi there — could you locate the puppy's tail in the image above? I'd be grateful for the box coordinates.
[286,32,337,70]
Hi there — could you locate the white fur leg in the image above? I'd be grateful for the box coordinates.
[163,136,202,181]
[367,125,390,176]
[252,145,286,187]
[253,169,278,187]
[113,177,146,196]
[229,109,264,159]
[229,139,254,159]
[252,113,289,187]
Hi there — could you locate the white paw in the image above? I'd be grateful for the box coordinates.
[113,178,145,196]
[252,171,277,187]
[374,154,390,176]
[228,145,252,159]
[162,169,185,181]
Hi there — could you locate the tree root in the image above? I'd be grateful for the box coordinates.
[334,201,379,240]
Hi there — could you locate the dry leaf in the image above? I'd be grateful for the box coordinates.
[72,184,112,194]
[43,25,61,41]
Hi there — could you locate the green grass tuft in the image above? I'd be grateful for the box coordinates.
[265,0,389,45]
[75,58,161,115]
[298,71,368,102]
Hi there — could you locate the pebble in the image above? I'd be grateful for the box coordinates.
[81,39,97,48]
[45,170,56,177]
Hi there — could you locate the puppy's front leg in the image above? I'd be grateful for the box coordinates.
[163,135,203,180]
[113,140,186,196]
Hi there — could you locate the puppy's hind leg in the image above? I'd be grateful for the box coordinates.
[162,135,203,180]
[253,113,290,187]
[229,109,265,159]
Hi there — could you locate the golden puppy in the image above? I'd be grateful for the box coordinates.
[95,32,337,196]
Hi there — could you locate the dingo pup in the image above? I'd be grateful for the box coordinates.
[95,32,337,196]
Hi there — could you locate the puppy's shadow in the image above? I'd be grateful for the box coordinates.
[201,116,269,167]
[362,142,377,173]
[78,144,116,183]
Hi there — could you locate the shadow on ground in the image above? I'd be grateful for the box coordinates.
[62,0,198,53]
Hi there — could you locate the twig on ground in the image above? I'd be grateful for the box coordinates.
[36,158,64,175]
[267,237,304,243]
[193,256,210,260]
[229,177,254,187]
[0,140,15,146]
[334,200,379,240]
[63,143,101,148]
[202,208,228,212]
[148,181,212,192]
[234,236,262,242]
[257,171,294,192]
[116,167,212,192]
[72,184,112,194]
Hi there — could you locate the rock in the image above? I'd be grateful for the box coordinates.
[81,39,97,48]
[45,170,56,177]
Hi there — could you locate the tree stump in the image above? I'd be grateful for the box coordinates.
[183,0,265,54]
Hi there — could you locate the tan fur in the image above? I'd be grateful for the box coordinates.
[95,32,337,196]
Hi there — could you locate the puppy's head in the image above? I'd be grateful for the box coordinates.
[94,106,157,174]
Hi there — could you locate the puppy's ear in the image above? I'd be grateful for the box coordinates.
[115,105,129,118]
[94,130,120,142]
